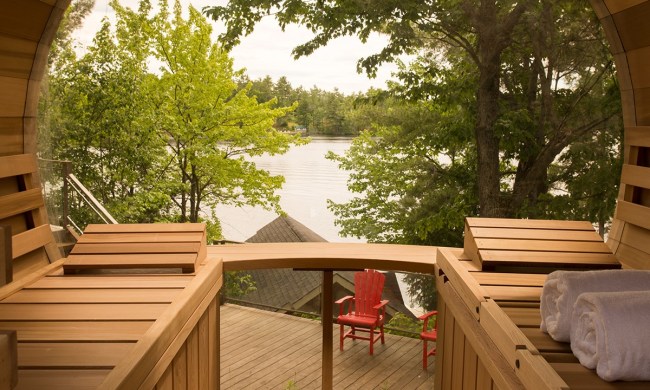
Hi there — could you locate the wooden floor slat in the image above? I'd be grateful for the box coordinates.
[220,304,435,389]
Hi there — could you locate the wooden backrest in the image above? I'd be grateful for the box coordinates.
[353,269,385,316]
[0,154,60,283]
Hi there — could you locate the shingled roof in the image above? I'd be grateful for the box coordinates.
[246,215,327,243]
[236,216,415,319]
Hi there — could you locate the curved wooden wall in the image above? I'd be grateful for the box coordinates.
[1,0,649,271]
[590,0,650,269]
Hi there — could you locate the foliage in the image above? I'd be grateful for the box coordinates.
[43,0,304,239]
[224,270,257,297]
[385,312,421,338]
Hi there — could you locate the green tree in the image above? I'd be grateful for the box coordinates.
[45,0,305,238]
[205,0,620,219]
[143,0,303,226]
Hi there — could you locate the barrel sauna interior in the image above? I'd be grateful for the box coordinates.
[2,0,650,389]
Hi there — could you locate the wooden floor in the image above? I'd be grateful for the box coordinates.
[221,304,435,389]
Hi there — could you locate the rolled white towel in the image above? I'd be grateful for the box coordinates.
[571,291,650,381]
[540,270,650,342]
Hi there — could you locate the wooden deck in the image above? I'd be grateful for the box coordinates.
[221,304,435,389]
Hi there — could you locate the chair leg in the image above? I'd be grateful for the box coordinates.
[369,327,374,355]
[422,340,428,369]
[380,325,385,344]
[340,324,345,351]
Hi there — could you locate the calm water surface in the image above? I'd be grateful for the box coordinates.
[215,136,363,243]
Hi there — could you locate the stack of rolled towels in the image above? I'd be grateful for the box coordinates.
[540,269,650,382]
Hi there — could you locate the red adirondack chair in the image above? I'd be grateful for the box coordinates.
[419,310,438,369]
[335,269,388,355]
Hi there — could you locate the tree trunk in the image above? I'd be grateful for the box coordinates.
[475,1,505,217]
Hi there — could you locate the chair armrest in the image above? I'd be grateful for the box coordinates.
[336,295,354,316]
[417,310,438,321]
[373,300,389,310]
[335,295,353,305]
[418,310,438,332]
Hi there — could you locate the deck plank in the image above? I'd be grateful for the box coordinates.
[220,304,435,389]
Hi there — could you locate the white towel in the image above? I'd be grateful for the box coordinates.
[571,291,650,381]
[540,270,650,342]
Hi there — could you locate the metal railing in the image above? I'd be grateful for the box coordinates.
[39,158,118,236]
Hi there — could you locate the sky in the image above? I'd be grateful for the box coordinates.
[74,0,402,94]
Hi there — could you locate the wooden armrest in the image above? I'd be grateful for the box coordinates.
[373,300,389,310]
[335,295,353,305]
[418,310,438,321]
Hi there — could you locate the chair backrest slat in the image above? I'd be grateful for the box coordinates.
[353,269,385,317]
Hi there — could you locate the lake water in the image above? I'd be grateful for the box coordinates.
[215,136,363,243]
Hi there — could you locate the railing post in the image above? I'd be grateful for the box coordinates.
[62,161,72,227]
[321,270,333,390]
[1,225,11,287]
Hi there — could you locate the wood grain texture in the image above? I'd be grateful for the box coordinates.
[465,217,593,230]
[0,154,37,179]
[3,288,182,303]
[77,232,203,244]
[0,188,43,220]
[11,224,52,259]
[0,321,152,342]
[16,369,111,390]
[210,242,438,274]
[18,342,134,368]
[469,227,601,241]
[64,253,198,269]
[0,303,168,321]
[28,275,193,289]
[70,242,201,255]
[83,224,205,234]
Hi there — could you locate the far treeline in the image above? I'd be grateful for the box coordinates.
[239,75,384,136]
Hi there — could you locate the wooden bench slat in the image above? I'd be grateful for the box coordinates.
[479,250,620,266]
[18,342,134,368]
[0,321,152,342]
[0,154,37,179]
[28,275,193,289]
[0,188,43,220]
[69,242,201,255]
[17,369,111,389]
[482,286,542,302]
[0,303,168,321]
[64,253,197,269]
[551,363,650,389]
[11,224,52,259]
[469,227,601,241]
[3,288,182,304]
[472,273,548,287]
[465,218,594,230]
[620,163,650,190]
[501,306,541,327]
[77,232,203,244]
[83,223,205,233]
[520,327,572,354]
[474,238,612,253]
[616,200,650,232]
